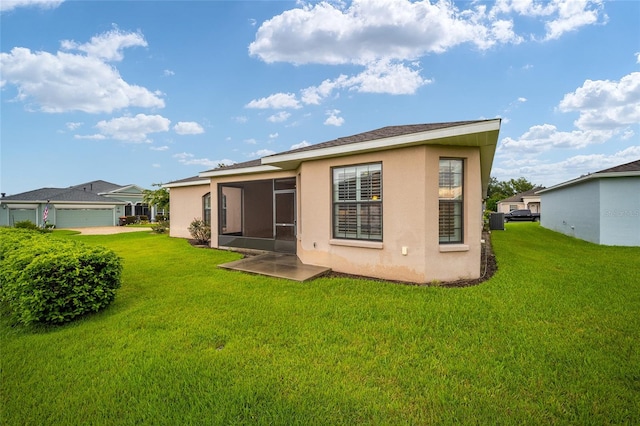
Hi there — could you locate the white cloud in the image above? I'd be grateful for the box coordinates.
[79,114,170,143]
[60,27,147,62]
[173,152,229,168]
[558,72,640,131]
[250,149,276,157]
[152,163,161,168]
[269,133,279,139]
[543,0,605,41]
[65,122,83,130]
[249,0,524,66]
[163,69,175,76]
[173,121,204,135]
[0,29,164,113]
[150,145,169,151]
[290,141,310,150]
[324,109,344,126]
[274,59,431,112]
[245,92,301,109]
[74,134,106,140]
[636,52,640,64]
[244,138,257,145]
[488,0,606,41]
[233,116,248,123]
[0,0,63,12]
[500,124,612,153]
[501,71,639,156]
[346,60,430,94]
[267,111,291,123]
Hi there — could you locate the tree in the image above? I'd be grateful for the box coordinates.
[485,177,536,211]
[142,183,170,214]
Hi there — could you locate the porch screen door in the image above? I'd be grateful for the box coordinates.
[274,191,296,241]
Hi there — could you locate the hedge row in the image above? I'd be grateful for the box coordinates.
[0,228,122,325]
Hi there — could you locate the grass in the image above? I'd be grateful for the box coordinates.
[1,223,639,424]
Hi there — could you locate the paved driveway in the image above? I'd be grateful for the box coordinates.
[67,226,153,235]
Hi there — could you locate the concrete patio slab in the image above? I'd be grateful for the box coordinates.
[219,252,330,282]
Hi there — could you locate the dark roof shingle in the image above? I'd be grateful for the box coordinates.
[595,159,640,174]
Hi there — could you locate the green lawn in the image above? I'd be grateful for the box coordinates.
[2,224,639,425]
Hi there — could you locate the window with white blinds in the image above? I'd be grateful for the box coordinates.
[333,163,382,240]
[439,159,463,243]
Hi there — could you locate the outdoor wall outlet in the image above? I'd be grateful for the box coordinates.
[402,246,408,256]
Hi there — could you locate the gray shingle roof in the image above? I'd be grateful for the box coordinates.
[70,180,123,194]
[202,120,492,173]
[498,186,545,203]
[596,159,640,174]
[268,120,487,157]
[1,187,123,203]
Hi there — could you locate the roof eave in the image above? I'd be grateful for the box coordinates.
[199,165,282,178]
[262,119,501,171]
[538,170,640,193]
[163,179,210,188]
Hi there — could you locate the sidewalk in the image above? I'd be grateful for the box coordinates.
[67,226,153,235]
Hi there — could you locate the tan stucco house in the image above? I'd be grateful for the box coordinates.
[166,119,501,283]
[496,186,544,214]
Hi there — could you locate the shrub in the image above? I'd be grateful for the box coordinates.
[188,218,210,245]
[139,215,149,222]
[14,220,39,230]
[13,220,51,233]
[0,228,122,325]
[124,216,137,225]
[155,214,167,222]
[151,220,169,234]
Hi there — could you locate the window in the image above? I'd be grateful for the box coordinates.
[333,163,382,240]
[203,193,211,226]
[439,159,463,243]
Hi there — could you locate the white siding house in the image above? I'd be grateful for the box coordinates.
[538,160,640,246]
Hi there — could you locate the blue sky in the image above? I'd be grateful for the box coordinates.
[1,0,638,195]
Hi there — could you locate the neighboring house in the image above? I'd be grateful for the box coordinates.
[166,119,501,283]
[0,180,150,228]
[538,159,640,246]
[496,186,544,214]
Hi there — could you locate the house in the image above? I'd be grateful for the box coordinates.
[165,119,501,283]
[496,186,544,214]
[0,180,151,228]
[537,159,640,246]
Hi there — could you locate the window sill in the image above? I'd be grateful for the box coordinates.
[439,244,469,252]
[330,239,383,249]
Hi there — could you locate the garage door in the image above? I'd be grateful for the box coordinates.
[10,209,37,226]
[56,208,114,228]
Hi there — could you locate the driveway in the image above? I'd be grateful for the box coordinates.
[67,226,153,235]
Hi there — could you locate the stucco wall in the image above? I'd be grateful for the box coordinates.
[599,177,640,246]
[169,183,211,239]
[541,180,600,243]
[297,145,483,283]
[497,202,524,213]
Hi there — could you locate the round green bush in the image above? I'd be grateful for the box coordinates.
[0,228,122,325]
